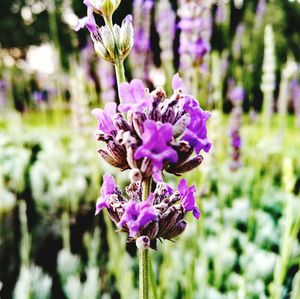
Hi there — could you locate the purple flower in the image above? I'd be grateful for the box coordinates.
[92,102,117,135]
[181,96,211,154]
[119,79,153,113]
[231,132,241,148]
[229,86,245,103]
[194,39,210,58]
[75,2,97,33]
[178,178,200,219]
[95,174,116,215]
[135,120,178,173]
[118,195,158,236]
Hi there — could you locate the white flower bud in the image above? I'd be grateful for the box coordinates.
[119,15,134,59]
[136,236,150,249]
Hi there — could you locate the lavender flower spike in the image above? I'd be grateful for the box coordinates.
[119,79,153,113]
[95,174,116,215]
[118,195,158,237]
[134,120,178,173]
[178,178,200,219]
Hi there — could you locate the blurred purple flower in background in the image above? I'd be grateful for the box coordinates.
[97,59,116,103]
[130,0,154,84]
[155,0,176,89]
[228,82,244,171]
[178,0,212,90]
[290,80,300,127]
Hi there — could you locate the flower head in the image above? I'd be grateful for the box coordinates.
[118,195,158,236]
[178,178,200,219]
[135,120,178,172]
[95,174,116,215]
[92,102,117,135]
[119,79,153,113]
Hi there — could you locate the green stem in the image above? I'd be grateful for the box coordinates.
[114,59,126,97]
[139,177,152,299]
[139,248,149,299]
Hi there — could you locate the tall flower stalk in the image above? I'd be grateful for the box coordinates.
[155,0,176,93]
[131,0,154,84]
[261,25,276,126]
[178,0,211,94]
[76,2,211,298]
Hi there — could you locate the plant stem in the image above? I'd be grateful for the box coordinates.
[139,177,152,299]
[139,248,149,299]
[114,58,126,96]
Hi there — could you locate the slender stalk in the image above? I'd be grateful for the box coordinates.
[139,248,149,299]
[114,58,126,96]
[139,177,152,299]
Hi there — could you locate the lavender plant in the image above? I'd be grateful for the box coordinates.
[76,1,211,297]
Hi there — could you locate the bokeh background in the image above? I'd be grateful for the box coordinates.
[1,0,300,298]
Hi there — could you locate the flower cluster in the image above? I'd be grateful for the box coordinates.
[76,1,133,64]
[93,74,211,182]
[95,174,200,249]
[93,74,211,247]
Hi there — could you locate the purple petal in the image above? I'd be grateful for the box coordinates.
[172,73,184,91]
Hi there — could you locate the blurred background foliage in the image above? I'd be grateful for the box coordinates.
[1,0,300,299]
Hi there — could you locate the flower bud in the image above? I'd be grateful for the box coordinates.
[168,155,203,175]
[173,113,190,138]
[102,0,121,17]
[136,236,150,249]
[129,168,143,182]
[99,26,115,57]
[119,15,134,59]
[165,220,187,239]
[94,40,114,63]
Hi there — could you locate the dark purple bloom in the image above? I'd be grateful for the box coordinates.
[95,174,116,215]
[92,102,117,134]
[134,120,178,173]
[118,195,158,236]
[181,96,211,154]
[119,79,153,113]
[75,2,97,33]
[178,178,200,219]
